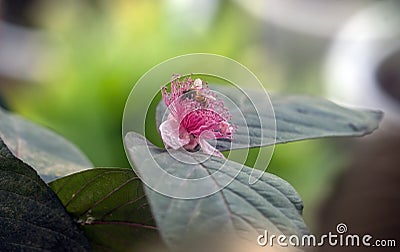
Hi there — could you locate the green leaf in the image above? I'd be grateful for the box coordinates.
[156,86,383,151]
[125,132,308,250]
[0,108,93,182]
[49,168,160,252]
[0,139,90,251]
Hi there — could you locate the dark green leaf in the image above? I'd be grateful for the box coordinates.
[156,86,383,151]
[0,108,93,182]
[125,132,308,250]
[0,139,90,251]
[49,168,160,252]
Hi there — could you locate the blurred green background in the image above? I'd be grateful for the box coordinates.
[0,0,392,234]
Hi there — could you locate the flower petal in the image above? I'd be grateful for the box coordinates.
[198,137,225,159]
[159,116,189,149]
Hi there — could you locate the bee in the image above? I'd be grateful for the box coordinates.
[193,91,208,107]
[181,78,210,107]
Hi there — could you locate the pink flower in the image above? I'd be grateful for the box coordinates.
[159,75,234,158]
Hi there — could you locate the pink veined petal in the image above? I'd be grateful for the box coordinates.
[181,109,225,137]
[159,116,190,149]
[198,137,225,159]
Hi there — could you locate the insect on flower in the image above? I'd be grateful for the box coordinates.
[159,75,234,158]
[181,79,210,107]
